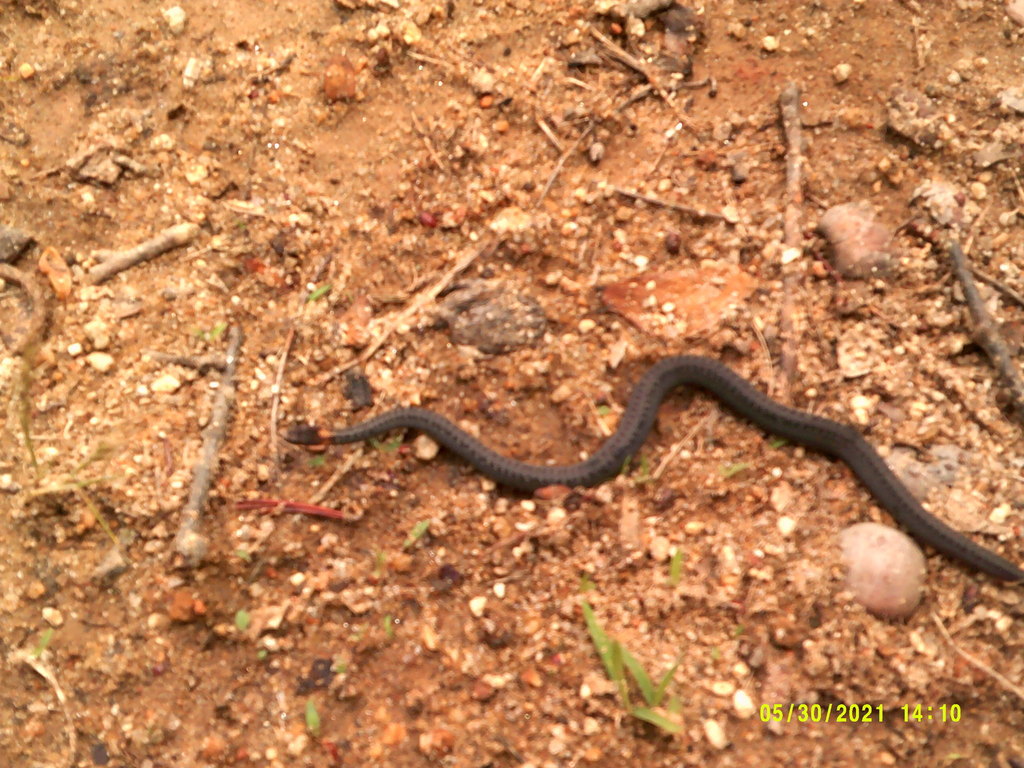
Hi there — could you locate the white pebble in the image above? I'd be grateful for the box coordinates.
[989,503,1010,524]
[162,5,187,34]
[703,719,729,750]
[733,689,756,719]
[776,515,797,537]
[493,582,506,598]
[710,680,735,696]
[85,352,115,373]
[833,63,852,83]
[413,434,440,461]
[762,36,779,52]
[151,373,182,394]
[42,606,64,627]
[67,342,83,357]
[469,596,488,618]
[83,319,111,350]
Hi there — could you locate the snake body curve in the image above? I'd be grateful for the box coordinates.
[285,355,1024,582]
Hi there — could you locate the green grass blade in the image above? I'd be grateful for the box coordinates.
[620,646,656,706]
[608,640,630,708]
[581,600,615,678]
[631,706,682,734]
[652,656,682,707]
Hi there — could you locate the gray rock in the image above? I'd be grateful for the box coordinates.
[839,522,926,620]
[437,280,547,354]
[817,202,893,278]
[887,88,943,149]
[0,227,34,263]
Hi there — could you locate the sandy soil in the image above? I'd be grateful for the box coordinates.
[2,0,1024,766]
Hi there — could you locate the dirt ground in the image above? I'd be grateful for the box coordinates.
[3,0,1024,765]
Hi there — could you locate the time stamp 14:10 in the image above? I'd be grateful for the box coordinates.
[759,703,963,724]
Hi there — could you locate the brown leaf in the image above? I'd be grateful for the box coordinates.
[601,265,755,340]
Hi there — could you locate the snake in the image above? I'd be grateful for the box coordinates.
[284,355,1024,582]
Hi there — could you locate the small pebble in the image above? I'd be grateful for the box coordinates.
[733,689,756,719]
[469,69,497,95]
[151,373,182,394]
[649,535,671,562]
[762,35,779,52]
[989,503,1010,524]
[18,62,35,80]
[413,434,440,461]
[776,515,796,537]
[839,522,925,619]
[162,6,187,34]
[323,55,357,102]
[832,63,851,83]
[41,606,64,627]
[85,352,115,373]
[83,319,111,350]
[710,680,735,697]
[67,342,83,357]
[468,596,487,618]
[969,181,987,201]
[703,719,729,750]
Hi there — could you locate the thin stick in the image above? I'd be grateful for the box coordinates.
[12,649,78,767]
[590,27,697,134]
[536,123,594,209]
[174,325,244,564]
[611,186,726,221]
[144,351,227,373]
[271,253,335,473]
[651,412,714,481]
[310,448,364,505]
[87,222,200,284]
[777,82,805,400]
[236,497,364,523]
[930,612,1024,702]
[969,266,1024,309]
[535,117,564,153]
[410,110,447,171]
[336,240,496,377]
[947,241,1024,421]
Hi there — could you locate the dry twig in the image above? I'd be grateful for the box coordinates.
[270,253,335,473]
[87,222,200,285]
[535,123,595,209]
[777,82,805,400]
[969,266,1024,309]
[612,186,726,222]
[947,241,1024,421]
[12,649,77,767]
[334,239,497,377]
[930,612,1024,703]
[589,27,697,134]
[145,351,227,373]
[174,325,244,564]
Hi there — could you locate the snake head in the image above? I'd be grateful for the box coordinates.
[283,423,331,445]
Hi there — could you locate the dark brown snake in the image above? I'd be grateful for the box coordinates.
[285,356,1024,582]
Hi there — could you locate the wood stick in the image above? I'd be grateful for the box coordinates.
[87,222,200,284]
[947,241,1024,422]
[612,186,726,221]
[174,325,244,564]
[777,82,805,400]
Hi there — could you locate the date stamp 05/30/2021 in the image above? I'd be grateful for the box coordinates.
[759,703,963,724]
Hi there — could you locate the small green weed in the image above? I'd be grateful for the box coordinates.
[402,520,430,550]
[581,600,683,733]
